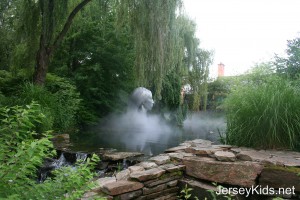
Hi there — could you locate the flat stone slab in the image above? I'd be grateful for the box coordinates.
[183,156,263,187]
[128,165,144,173]
[188,139,213,146]
[149,155,170,165]
[117,189,142,200]
[102,152,143,161]
[130,168,166,182]
[102,180,144,196]
[167,152,194,161]
[237,150,300,166]
[165,146,188,153]
[214,151,236,162]
[185,146,222,156]
[159,164,185,172]
[237,150,272,162]
[137,162,158,169]
[92,177,116,191]
[116,169,130,181]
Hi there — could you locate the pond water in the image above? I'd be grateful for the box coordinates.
[70,111,226,156]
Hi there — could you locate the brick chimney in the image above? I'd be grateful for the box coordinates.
[218,63,225,77]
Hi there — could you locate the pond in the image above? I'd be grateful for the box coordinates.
[70,111,226,156]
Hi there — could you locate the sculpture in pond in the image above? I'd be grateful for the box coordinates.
[128,87,154,111]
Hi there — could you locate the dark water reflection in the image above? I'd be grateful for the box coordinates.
[70,111,226,156]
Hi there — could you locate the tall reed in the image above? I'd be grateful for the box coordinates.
[224,75,300,150]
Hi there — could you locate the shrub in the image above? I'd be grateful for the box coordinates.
[0,102,101,199]
[15,74,81,132]
[224,75,300,150]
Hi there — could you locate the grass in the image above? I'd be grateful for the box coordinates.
[224,75,300,150]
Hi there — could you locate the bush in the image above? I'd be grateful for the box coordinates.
[15,74,81,132]
[224,75,300,150]
[0,102,101,199]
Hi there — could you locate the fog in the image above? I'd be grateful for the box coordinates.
[88,109,226,155]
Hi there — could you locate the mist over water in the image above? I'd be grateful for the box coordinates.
[73,109,226,156]
[183,112,226,142]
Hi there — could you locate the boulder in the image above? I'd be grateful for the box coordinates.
[259,166,300,192]
[183,157,263,187]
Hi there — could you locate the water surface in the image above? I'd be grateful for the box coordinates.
[70,111,226,156]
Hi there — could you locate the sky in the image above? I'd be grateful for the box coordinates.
[183,0,300,77]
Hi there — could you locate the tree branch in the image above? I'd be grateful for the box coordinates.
[50,0,91,54]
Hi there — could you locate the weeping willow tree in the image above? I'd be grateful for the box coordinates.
[189,48,213,111]
[116,0,183,100]
[10,0,92,84]
[176,15,213,111]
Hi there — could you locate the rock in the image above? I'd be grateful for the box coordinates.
[236,150,300,167]
[179,142,192,147]
[92,177,116,192]
[189,139,213,146]
[81,191,98,200]
[130,168,165,182]
[183,156,263,187]
[236,150,272,162]
[117,189,143,200]
[178,178,244,200]
[214,151,236,162]
[137,162,158,169]
[143,184,167,195]
[154,193,178,200]
[53,133,70,140]
[128,165,144,173]
[259,166,300,192]
[165,146,188,153]
[149,155,170,165]
[102,152,144,161]
[268,156,300,167]
[144,175,182,188]
[185,146,221,156]
[52,134,71,150]
[213,144,233,150]
[136,187,179,200]
[167,152,194,161]
[116,169,131,181]
[101,180,144,196]
[166,180,178,187]
[159,164,185,172]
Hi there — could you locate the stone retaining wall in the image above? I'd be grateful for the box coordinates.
[82,139,300,200]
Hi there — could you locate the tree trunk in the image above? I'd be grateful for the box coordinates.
[33,0,92,85]
[34,34,51,85]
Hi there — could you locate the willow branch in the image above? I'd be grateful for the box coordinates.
[50,0,92,54]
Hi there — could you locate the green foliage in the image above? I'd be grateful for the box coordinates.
[0,102,101,199]
[50,4,135,120]
[224,70,300,150]
[16,75,81,132]
[274,37,300,79]
[207,77,232,110]
[178,184,193,200]
[0,72,81,132]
